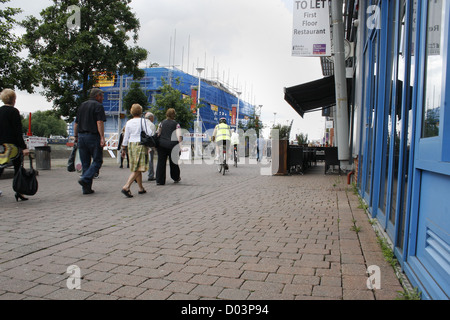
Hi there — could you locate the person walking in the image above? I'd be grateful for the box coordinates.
[230,128,240,161]
[155,108,182,185]
[118,126,129,169]
[144,112,156,181]
[74,88,106,195]
[0,89,30,202]
[120,104,152,198]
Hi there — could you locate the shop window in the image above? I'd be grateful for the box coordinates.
[421,0,444,138]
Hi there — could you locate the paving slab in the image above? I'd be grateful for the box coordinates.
[0,156,405,301]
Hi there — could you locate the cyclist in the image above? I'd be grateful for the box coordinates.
[212,117,231,167]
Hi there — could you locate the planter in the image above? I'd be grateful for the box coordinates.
[272,139,288,176]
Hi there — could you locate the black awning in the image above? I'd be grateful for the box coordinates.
[284,76,352,118]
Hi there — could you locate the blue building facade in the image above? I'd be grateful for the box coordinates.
[352,0,449,299]
[99,67,254,139]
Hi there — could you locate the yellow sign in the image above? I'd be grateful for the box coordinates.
[211,104,219,112]
[94,72,115,87]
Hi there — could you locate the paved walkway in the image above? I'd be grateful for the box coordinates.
[0,156,404,300]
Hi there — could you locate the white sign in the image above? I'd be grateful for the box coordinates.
[427,0,443,56]
[25,136,48,150]
[292,0,332,57]
[183,133,207,139]
[326,121,334,129]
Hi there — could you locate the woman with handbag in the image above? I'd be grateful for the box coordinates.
[120,104,152,198]
[0,89,30,202]
[155,108,183,185]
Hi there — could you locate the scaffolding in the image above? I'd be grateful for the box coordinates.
[101,67,256,138]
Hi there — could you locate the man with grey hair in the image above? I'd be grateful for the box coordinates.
[145,112,156,181]
[74,88,106,194]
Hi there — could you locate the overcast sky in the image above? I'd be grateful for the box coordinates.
[6,0,326,141]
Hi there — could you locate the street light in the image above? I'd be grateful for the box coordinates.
[195,67,204,159]
[255,105,263,134]
[196,67,204,123]
[235,91,242,131]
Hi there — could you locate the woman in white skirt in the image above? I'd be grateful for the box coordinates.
[120,104,153,198]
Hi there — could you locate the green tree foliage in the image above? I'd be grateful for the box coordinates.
[0,0,39,92]
[272,124,291,140]
[21,111,68,138]
[123,81,149,116]
[423,107,440,138]
[150,78,195,130]
[296,132,309,145]
[242,112,264,136]
[22,0,148,121]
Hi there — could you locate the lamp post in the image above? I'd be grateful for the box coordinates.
[256,105,263,135]
[27,112,32,136]
[256,105,262,161]
[257,105,263,117]
[235,91,242,131]
[195,67,204,159]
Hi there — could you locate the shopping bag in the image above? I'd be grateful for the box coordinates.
[67,144,77,172]
[75,147,82,172]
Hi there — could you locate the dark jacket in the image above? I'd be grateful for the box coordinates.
[0,105,27,149]
[75,99,106,135]
[158,119,181,150]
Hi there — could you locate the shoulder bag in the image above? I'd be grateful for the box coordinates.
[13,155,38,196]
[140,117,159,148]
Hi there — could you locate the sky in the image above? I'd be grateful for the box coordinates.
[6,0,326,141]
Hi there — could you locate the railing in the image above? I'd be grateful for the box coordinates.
[104,133,119,159]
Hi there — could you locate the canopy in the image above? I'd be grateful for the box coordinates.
[284,76,352,118]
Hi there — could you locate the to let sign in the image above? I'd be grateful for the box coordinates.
[292,0,332,57]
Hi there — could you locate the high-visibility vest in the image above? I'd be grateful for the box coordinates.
[215,123,231,142]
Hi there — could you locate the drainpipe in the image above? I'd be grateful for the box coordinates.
[331,0,350,165]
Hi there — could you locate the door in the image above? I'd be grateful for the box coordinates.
[406,0,450,300]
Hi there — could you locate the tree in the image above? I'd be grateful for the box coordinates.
[22,0,148,121]
[0,0,39,92]
[271,124,291,140]
[296,133,309,145]
[151,78,195,130]
[123,81,149,117]
[242,112,264,136]
[21,111,68,138]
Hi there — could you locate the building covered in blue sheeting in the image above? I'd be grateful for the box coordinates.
[97,67,255,140]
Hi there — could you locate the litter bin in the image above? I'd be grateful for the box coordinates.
[35,146,51,170]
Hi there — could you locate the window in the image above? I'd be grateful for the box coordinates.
[422,0,444,138]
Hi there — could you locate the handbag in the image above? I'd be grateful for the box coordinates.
[13,155,38,196]
[140,118,158,148]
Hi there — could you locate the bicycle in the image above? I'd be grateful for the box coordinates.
[217,141,229,175]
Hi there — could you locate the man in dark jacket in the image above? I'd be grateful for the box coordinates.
[74,88,106,194]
